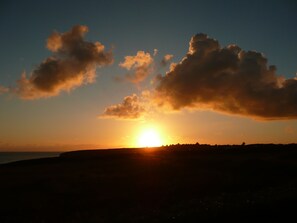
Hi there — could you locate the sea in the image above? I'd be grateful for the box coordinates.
[0,152,61,164]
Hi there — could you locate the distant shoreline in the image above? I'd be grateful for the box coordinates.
[1,143,297,165]
[0,152,61,164]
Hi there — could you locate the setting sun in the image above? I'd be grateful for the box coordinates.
[137,128,162,148]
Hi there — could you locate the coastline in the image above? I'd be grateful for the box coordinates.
[1,144,297,222]
[0,152,62,164]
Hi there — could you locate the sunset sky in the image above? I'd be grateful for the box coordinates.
[0,0,297,151]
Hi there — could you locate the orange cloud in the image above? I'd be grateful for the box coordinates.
[99,94,145,120]
[119,51,153,83]
[153,33,297,119]
[10,25,113,100]
[0,85,8,95]
[161,54,174,66]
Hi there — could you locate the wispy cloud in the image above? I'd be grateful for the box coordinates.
[0,85,9,95]
[161,54,174,66]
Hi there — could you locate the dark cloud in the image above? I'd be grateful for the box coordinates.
[161,54,174,66]
[11,25,113,99]
[100,94,145,120]
[153,33,297,119]
[119,51,153,84]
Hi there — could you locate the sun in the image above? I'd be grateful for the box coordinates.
[137,128,162,148]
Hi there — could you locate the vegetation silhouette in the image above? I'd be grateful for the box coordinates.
[0,143,297,222]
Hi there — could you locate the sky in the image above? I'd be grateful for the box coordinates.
[0,0,297,151]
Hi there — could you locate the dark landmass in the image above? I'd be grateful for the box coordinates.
[1,144,297,222]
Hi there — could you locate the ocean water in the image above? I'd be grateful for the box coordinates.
[0,152,61,164]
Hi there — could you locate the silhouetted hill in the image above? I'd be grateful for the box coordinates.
[1,144,297,222]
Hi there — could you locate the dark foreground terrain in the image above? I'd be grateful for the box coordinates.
[1,144,297,222]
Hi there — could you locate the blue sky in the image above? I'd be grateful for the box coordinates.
[1,0,296,83]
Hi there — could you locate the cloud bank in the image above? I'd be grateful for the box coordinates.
[119,51,153,83]
[100,94,145,120]
[153,33,297,119]
[12,25,113,99]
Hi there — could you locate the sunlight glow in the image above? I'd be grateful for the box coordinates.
[137,128,162,148]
